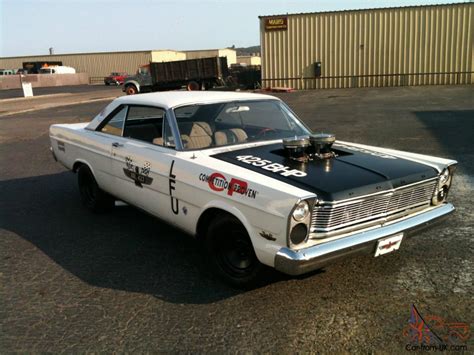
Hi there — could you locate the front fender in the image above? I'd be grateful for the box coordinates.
[337,140,457,172]
[124,80,141,93]
[199,200,284,267]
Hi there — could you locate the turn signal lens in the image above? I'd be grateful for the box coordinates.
[440,169,450,185]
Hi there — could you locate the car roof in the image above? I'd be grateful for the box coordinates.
[113,91,280,110]
[86,91,281,131]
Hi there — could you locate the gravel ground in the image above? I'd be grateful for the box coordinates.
[0,85,472,352]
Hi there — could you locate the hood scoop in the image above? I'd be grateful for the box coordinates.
[283,133,336,162]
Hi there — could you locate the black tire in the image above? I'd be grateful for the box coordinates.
[186,81,200,91]
[125,85,138,95]
[105,82,110,86]
[77,165,114,213]
[205,214,266,288]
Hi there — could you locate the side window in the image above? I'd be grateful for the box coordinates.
[100,106,127,136]
[123,106,166,145]
[138,66,150,75]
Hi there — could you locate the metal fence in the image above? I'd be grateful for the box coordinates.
[261,71,474,90]
[89,76,105,85]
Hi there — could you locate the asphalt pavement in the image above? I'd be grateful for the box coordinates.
[0,85,123,117]
[1,85,473,352]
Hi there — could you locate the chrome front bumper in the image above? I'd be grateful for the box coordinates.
[274,203,455,275]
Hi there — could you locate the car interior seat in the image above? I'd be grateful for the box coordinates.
[153,121,213,149]
[214,128,248,146]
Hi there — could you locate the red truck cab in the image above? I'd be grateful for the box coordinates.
[104,72,128,86]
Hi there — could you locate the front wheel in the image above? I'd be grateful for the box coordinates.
[125,85,138,95]
[205,215,266,288]
[77,165,114,213]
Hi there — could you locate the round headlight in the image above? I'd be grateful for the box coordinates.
[292,200,310,221]
[440,169,450,185]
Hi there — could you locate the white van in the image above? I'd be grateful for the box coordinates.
[0,69,16,75]
[39,66,76,74]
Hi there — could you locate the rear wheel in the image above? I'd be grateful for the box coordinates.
[125,85,138,95]
[186,81,200,91]
[205,214,266,288]
[77,165,114,213]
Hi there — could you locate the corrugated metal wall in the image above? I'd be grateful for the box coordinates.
[151,51,186,62]
[0,51,152,78]
[184,49,237,65]
[0,48,238,80]
[260,3,473,89]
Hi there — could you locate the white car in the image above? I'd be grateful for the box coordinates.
[49,92,456,287]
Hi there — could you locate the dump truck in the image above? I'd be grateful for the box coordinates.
[123,56,230,95]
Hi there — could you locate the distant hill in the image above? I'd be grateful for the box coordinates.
[232,46,261,56]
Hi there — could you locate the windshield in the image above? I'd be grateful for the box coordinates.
[172,100,311,150]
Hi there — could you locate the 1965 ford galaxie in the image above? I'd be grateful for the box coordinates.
[49,92,456,287]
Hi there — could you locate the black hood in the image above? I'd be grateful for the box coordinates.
[211,142,438,201]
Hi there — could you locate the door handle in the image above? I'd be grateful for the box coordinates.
[112,142,124,148]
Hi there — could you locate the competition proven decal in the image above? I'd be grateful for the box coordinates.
[199,172,258,199]
[123,156,153,187]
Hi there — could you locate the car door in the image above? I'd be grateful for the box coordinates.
[91,105,128,191]
[108,105,179,218]
[137,66,153,88]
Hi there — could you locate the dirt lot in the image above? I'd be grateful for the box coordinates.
[1,85,473,352]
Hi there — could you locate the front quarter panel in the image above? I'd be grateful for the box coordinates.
[170,152,313,267]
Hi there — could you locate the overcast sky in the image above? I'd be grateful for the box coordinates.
[0,0,463,57]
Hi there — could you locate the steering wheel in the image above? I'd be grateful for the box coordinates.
[256,127,277,138]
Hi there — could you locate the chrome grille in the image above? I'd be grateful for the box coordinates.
[311,179,438,234]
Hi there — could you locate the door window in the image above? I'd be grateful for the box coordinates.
[123,106,166,146]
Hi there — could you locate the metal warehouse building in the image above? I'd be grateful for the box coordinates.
[0,49,237,81]
[259,2,473,89]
